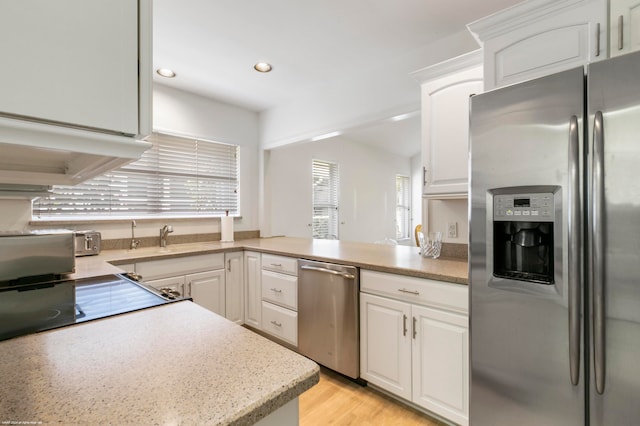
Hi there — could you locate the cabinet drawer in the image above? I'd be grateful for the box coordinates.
[261,270,298,310]
[261,254,298,276]
[361,270,468,314]
[262,301,297,346]
[136,253,224,281]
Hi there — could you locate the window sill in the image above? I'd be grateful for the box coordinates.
[30,215,243,226]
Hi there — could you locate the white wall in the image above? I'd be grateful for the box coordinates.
[410,153,422,240]
[424,198,468,244]
[268,137,411,243]
[259,30,478,148]
[150,84,260,237]
[2,84,260,239]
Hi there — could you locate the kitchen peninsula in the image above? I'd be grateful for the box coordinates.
[1,236,467,425]
[0,301,319,425]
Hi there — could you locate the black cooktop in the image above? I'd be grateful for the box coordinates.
[75,275,173,323]
[0,274,178,341]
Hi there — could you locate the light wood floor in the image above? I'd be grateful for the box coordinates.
[299,367,447,426]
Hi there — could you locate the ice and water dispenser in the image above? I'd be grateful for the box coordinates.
[492,190,555,284]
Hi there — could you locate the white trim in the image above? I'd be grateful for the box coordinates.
[467,0,589,42]
[410,50,483,84]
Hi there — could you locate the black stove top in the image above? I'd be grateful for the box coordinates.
[0,274,178,341]
[75,275,174,323]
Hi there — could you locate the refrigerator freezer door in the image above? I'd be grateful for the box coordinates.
[469,67,585,425]
[587,50,640,425]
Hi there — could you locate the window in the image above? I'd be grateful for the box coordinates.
[312,159,339,239]
[396,174,410,240]
[33,133,240,219]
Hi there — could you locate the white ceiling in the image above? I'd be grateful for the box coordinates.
[153,0,523,156]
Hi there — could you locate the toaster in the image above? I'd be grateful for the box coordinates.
[74,231,101,256]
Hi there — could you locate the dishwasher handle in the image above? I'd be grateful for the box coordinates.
[300,264,355,280]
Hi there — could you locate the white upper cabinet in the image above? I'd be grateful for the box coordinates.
[1,0,138,134]
[610,0,640,56]
[412,51,483,197]
[0,0,152,187]
[468,0,608,90]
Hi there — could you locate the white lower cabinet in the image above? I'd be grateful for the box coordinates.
[135,253,232,319]
[225,252,244,324]
[360,270,469,426]
[259,254,298,347]
[244,251,262,329]
[411,304,469,426]
[188,270,225,317]
[360,293,412,400]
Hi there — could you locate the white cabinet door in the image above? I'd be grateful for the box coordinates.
[225,252,244,324]
[421,66,483,196]
[360,293,412,401]
[0,0,139,134]
[187,270,226,317]
[610,0,640,56]
[468,0,608,90]
[244,251,262,329]
[412,304,469,426]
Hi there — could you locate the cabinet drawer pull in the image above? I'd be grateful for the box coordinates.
[270,288,282,293]
[271,263,282,267]
[412,316,417,339]
[270,320,282,327]
[596,22,600,57]
[398,288,420,295]
[618,15,624,50]
[403,314,407,336]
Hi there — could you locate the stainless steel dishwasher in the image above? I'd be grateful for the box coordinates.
[298,258,359,379]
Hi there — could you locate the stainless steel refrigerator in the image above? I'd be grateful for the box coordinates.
[469,50,640,425]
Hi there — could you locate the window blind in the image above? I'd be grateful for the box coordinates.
[396,174,410,239]
[312,159,339,239]
[33,133,240,218]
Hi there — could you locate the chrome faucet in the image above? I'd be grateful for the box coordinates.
[160,225,174,247]
[130,220,140,250]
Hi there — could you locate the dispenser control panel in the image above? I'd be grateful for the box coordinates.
[494,192,554,222]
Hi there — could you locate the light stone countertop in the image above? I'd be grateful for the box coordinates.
[0,301,319,425]
[75,236,468,284]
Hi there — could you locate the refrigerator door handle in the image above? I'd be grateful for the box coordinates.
[592,110,606,395]
[568,115,581,386]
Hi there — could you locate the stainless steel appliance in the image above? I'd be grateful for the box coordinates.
[298,259,359,378]
[0,230,75,282]
[0,232,178,341]
[469,50,640,425]
[74,230,101,256]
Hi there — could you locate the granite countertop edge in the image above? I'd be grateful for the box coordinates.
[230,366,320,426]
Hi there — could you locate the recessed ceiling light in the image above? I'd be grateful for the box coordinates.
[254,62,273,73]
[156,68,176,78]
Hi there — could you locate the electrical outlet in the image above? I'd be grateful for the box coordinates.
[447,222,458,238]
